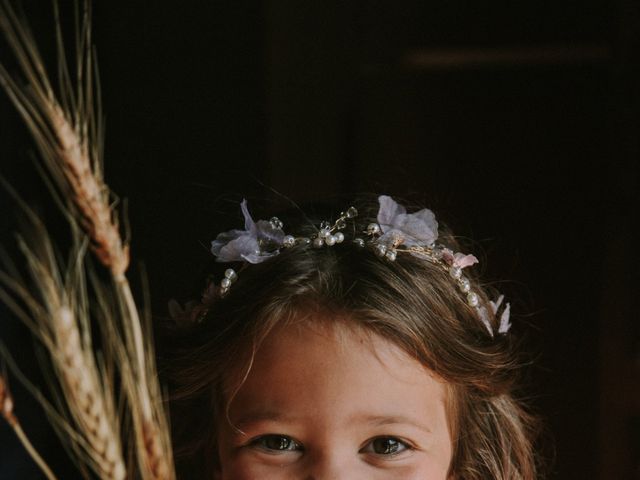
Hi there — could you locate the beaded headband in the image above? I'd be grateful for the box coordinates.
[208,195,511,336]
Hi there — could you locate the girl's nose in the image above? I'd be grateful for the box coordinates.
[302,450,359,480]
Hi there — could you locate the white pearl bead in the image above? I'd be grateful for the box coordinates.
[313,237,324,248]
[320,228,331,238]
[325,235,337,246]
[449,266,462,279]
[467,292,479,307]
[385,250,397,261]
[367,223,381,235]
[374,244,387,257]
[335,232,345,243]
[459,277,470,292]
[224,268,237,281]
[221,278,232,289]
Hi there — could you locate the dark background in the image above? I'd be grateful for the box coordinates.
[1,1,638,479]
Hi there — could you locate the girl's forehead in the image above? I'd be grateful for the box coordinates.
[262,315,412,369]
[226,314,450,434]
[265,309,410,360]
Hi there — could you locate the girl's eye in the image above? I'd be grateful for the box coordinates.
[251,434,303,452]
[361,436,411,456]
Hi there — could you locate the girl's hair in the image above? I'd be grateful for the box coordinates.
[163,198,541,479]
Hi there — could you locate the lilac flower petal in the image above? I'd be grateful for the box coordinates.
[211,229,247,257]
[489,294,505,314]
[215,235,260,263]
[476,306,495,337]
[399,208,438,239]
[393,212,437,245]
[453,253,479,269]
[377,195,406,226]
[240,199,257,234]
[498,303,512,334]
[242,250,279,264]
[377,229,405,247]
[211,200,286,264]
[376,196,439,246]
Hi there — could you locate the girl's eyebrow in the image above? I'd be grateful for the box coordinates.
[233,411,432,434]
[349,414,433,434]
[233,410,297,430]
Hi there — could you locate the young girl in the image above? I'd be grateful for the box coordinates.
[165,195,539,479]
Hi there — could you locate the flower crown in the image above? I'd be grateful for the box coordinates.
[207,195,511,337]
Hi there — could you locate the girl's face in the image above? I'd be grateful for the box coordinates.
[216,316,453,479]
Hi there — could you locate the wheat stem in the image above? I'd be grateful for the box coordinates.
[1,375,59,480]
[11,423,59,480]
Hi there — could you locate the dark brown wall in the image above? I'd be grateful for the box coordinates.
[1,2,638,478]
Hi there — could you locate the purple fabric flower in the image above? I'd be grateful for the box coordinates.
[376,195,438,247]
[211,199,285,264]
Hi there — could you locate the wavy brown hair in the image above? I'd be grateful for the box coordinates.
[163,198,541,479]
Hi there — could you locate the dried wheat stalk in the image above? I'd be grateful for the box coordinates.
[49,101,131,278]
[0,1,175,478]
[46,75,173,479]
[0,373,59,480]
[52,305,126,480]
[0,212,126,480]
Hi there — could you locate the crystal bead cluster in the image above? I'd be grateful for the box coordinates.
[274,207,359,251]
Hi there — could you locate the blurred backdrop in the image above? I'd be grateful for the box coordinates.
[1,1,638,479]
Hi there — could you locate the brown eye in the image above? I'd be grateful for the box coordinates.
[253,434,302,452]
[373,437,400,454]
[362,437,410,456]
